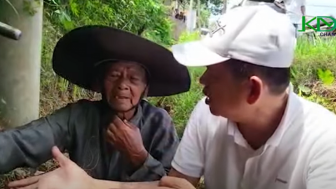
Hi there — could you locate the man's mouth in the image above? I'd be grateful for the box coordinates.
[115,95,129,100]
[205,97,210,104]
[202,87,210,105]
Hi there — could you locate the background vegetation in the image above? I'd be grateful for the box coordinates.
[1,0,336,188]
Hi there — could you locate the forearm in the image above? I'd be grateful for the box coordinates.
[127,154,167,181]
[0,119,56,173]
[0,103,74,174]
[92,179,159,189]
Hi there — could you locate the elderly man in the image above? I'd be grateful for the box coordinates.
[3,26,191,188]
[11,5,336,189]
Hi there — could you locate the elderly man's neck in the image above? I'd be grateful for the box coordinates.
[116,109,136,120]
[236,90,290,150]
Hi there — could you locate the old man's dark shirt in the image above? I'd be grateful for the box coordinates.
[0,99,179,181]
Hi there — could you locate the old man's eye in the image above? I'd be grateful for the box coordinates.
[131,76,140,81]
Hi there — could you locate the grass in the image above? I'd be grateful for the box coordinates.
[293,36,336,86]
[1,26,336,189]
[149,67,205,136]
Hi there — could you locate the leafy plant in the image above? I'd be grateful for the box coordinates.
[317,68,334,85]
[297,84,311,95]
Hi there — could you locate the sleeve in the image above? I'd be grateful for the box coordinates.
[127,110,180,181]
[0,102,79,174]
[171,98,207,178]
[306,141,336,188]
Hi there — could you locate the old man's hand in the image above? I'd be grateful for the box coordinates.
[9,146,95,189]
[158,176,196,189]
[107,116,148,166]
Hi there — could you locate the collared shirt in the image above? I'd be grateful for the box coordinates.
[172,86,336,189]
[0,99,179,182]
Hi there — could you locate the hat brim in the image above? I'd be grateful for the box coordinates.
[171,41,229,67]
[52,25,191,97]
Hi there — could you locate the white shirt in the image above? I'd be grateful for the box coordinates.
[172,88,336,189]
[277,0,306,24]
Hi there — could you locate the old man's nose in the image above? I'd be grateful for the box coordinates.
[117,81,129,90]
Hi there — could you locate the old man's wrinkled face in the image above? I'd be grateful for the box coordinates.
[103,61,147,112]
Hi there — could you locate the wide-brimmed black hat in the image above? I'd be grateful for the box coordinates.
[52,25,191,97]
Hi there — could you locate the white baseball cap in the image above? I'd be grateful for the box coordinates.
[171,5,296,68]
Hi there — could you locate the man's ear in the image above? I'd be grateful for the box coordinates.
[247,76,262,104]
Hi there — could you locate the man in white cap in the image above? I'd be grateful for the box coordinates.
[13,5,336,189]
[166,4,336,189]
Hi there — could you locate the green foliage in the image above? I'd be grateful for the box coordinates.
[44,0,174,46]
[292,36,336,85]
[23,0,41,16]
[294,36,336,112]
[177,30,201,43]
[149,31,203,136]
[297,84,311,94]
[197,4,211,28]
[298,89,336,113]
[317,68,334,85]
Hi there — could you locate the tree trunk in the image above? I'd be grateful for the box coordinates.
[0,0,43,128]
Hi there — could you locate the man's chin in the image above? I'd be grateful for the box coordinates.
[209,106,220,116]
[206,102,219,116]
[109,104,133,112]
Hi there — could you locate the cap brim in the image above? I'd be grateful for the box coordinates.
[171,41,229,67]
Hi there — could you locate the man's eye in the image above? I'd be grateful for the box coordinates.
[131,77,139,80]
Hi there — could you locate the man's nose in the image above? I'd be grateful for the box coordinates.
[117,78,129,90]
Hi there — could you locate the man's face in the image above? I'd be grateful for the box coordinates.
[103,61,147,112]
[200,60,260,120]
